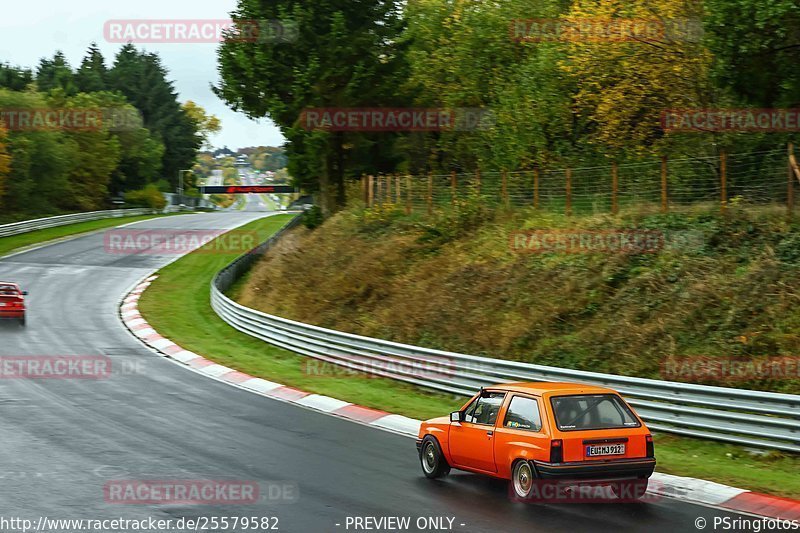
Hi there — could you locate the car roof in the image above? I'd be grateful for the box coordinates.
[0,282,20,287]
[485,382,616,396]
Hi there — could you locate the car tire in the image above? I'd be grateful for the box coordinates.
[419,436,450,479]
[19,316,25,327]
[611,479,648,500]
[511,460,536,500]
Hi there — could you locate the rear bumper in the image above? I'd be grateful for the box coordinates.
[533,457,656,480]
[0,310,24,319]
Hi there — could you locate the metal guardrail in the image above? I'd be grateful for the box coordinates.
[0,209,154,238]
[211,217,800,453]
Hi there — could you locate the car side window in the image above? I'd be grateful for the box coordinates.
[463,392,505,425]
[463,397,480,421]
[503,395,542,431]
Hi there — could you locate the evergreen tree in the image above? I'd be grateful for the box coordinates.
[36,51,77,95]
[108,46,201,187]
[0,64,33,91]
[75,43,108,93]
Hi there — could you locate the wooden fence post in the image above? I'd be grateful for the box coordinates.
[661,156,668,213]
[427,172,433,215]
[533,168,539,209]
[368,175,374,207]
[386,174,392,203]
[451,170,457,205]
[406,174,412,215]
[789,143,796,220]
[396,175,401,204]
[611,162,619,215]
[565,168,572,216]
[502,170,509,207]
[720,150,727,215]
[361,175,367,205]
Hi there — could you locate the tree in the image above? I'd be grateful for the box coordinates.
[182,100,221,149]
[111,127,165,193]
[75,43,108,93]
[559,0,712,156]
[401,0,572,171]
[0,88,73,214]
[108,45,201,187]
[215,0,408,213]
[36,51,77,95]
[0,64,33,91]
[705,0,800,108]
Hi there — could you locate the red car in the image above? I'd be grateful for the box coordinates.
[0,282,28,326]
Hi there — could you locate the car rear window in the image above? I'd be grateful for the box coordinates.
[551,394,640,431]
[0,285,19,295]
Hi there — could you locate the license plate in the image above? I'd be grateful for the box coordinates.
[586,444,625,457]
[0,303,6,307]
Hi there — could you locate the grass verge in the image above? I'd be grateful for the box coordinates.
[138,213,800,499]
[0,213,170,258]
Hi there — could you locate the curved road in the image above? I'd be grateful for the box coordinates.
[0,212,750,532]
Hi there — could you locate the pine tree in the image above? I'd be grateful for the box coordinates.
[108,46,200,187]
[36,51,77,95]
[0,64,33,91]
[75,43,108,93]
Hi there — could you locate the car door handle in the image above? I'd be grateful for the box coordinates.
[486,431,494,437]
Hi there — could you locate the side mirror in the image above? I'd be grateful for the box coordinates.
[450,411,462,423]
[21,291,28,295]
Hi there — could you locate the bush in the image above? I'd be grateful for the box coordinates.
[125,184,167,210]
[302,205,324,229]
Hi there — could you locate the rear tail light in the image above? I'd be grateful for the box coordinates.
[550,439,563,463]
[645,434,654,458]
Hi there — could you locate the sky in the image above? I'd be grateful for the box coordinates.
[0,0,286,150]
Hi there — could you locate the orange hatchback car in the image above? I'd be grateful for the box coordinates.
[416,382,656,500]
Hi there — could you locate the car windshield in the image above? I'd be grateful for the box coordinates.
[551,394,640,431]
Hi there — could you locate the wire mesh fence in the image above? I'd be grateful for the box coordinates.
[355,147,795,216]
